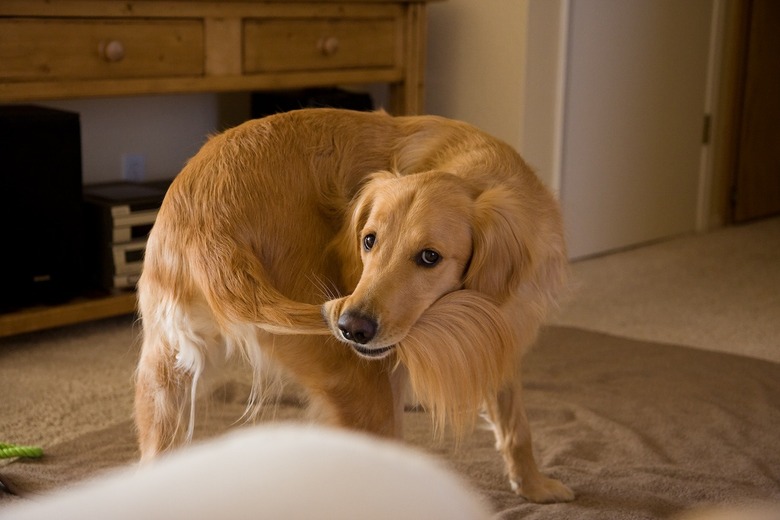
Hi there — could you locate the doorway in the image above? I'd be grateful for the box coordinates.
[559,0,714,258]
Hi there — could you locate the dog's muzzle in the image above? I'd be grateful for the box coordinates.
[337,311,377,344]
[337,311,395,359]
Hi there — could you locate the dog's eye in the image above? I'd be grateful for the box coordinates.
[363,233,376,251]
[417,249,441,267]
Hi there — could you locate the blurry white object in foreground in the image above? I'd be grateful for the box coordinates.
[1,424,492,520]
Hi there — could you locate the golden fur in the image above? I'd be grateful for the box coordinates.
[134,108,573,503]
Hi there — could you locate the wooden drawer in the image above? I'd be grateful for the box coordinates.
[0,19,204,82]
[243,18,398,73]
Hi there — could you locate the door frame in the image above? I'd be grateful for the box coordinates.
[707,0,752,227]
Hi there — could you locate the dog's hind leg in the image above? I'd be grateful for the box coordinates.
[485,379,574,503]
[134,333,195,462]
[134,302,213,462]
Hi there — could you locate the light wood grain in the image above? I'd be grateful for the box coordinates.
[0,1,428,107]
[0,19,204,82]
[0,293,137,338]
[244,18,399,73]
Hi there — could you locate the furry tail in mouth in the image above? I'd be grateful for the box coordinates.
[396,290,518,437]
[182,236,332,337]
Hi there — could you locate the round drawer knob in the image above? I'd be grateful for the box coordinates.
[99,40,125,63]
[317,36,340,56]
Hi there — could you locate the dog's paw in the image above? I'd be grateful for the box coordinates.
[511,475,574,503]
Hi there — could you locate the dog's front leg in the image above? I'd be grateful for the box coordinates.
[390,365,410,439]
[486,380,574,503]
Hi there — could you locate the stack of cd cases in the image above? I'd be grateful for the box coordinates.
[83,181,170,291]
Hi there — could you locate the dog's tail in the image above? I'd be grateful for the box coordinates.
[190,242,331,336]
[396,290,518,437]
[143,221,330,337]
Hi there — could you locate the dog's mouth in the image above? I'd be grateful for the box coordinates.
[350,344,396,359]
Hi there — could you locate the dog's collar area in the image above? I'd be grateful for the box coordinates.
[351,344,396,359]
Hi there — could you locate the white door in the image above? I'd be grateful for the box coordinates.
[560,0,714,258]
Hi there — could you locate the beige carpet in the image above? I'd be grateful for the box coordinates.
[552,216,780,363]
[2,320,779,519]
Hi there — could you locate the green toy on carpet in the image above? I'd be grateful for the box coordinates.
[0,443,43,459]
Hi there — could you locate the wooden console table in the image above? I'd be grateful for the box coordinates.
[0,0,434,337]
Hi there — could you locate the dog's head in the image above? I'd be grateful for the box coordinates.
[323,170,539,360]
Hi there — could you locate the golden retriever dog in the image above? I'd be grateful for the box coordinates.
[134,108,573,503]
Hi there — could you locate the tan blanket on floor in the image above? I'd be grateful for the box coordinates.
[1,319,778,518]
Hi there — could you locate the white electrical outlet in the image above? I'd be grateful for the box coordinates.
[122,153,146,182]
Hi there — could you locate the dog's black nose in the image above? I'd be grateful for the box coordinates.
[337,312,377,344]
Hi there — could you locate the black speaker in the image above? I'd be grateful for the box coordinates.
[0,105,84,312]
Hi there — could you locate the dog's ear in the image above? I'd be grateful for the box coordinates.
[464,185,537,302]
[348,170,398,240]
[331,171,398,291]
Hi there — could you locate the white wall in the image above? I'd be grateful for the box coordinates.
[40,94,221,184]
[425,0,534,179]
